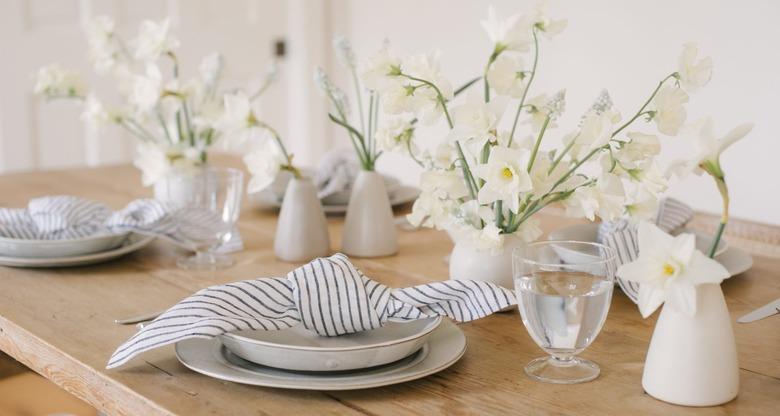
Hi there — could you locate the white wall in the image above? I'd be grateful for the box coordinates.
[340,0,780,225]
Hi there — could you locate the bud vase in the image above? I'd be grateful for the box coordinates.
[449,235,526,289]
[274,177,331,262]
[642,283,739,406]
[341,170,398,257]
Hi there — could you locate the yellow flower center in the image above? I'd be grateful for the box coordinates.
[662,263,675,276]
[501,167,514,179]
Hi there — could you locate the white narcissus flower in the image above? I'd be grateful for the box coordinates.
[668,117,753,179]
[133,19,180,62]
[134,142,170,186]
[473,146,533,213]
[129,64,162,114]
[33,64,87,98]
[480,6,531,52]
[617,221,730,317]
[243,139,286,194]
[83,15,119,74]
[677,43,712,92]
[651,85,688,136]
[487,54,527,98]
[80,94,109,131]
[359,43,402,92]
[217,91,264,148]
[375,118,415,154]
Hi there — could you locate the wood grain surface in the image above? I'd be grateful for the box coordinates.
[0,160,778,415]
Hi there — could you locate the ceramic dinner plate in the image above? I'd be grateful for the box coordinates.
[220,317,442,372]
[0,232,130,258]
[175,319,466,390]
[548,223,753,278]
[0,233,155,268]
[250,185,420,214]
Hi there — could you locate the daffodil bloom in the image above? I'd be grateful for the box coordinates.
[677,43,712,91]
[243,139,287,194]
[617,222,730,317]
[473,146,533,213]
[669,118,753,179]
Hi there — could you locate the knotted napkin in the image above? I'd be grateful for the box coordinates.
[0,196,242,253]
[598,198,694,303]
[107,253,515,368]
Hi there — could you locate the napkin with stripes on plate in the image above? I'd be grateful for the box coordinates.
[0,195,242,253]
[598,198,694,304]
[107,253,515,369]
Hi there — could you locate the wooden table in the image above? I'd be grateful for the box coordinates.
[0,163,778,416]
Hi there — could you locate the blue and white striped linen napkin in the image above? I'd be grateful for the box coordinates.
[107,253,515,369]
[598,198,694,303]
[0,196,242,253]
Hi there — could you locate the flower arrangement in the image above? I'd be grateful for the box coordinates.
[356,4,718,253]
[32,16,297,191]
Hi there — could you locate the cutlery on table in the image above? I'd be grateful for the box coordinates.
[737,298,780,323]
[114,310,164,325]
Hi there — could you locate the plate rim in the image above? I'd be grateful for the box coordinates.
[0,230,130,246]
[220,316,442,352]
[0,233,155,267]
[175,319,467,390]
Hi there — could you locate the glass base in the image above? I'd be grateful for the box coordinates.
[176,251,234,271]
[524,356,600,384]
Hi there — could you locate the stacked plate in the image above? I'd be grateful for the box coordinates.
[175,316,467,390]
[249,172,420,214]
[0,232,154,268]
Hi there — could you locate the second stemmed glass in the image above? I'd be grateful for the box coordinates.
[165,167,244,270]
[512,241,617,384]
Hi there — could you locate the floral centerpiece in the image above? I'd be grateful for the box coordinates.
[32,16,296,193]
[355,4,714,284]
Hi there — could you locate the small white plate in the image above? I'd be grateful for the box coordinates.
[0,232,130,258]
[0,234,154,268]
[220,317,442,372]
[176,319,466,390]
[250,185,420,215]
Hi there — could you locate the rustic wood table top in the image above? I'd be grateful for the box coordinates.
[0,162,778,416]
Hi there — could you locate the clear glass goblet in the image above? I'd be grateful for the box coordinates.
[165,167,244,270]
[512,241,617,384]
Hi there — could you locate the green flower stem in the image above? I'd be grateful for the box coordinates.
[455,141,479,200]
[328,113,371,169]
[708,178,729,258]
[124,118,158,143]
[368,93,376,160]
[548,132,578,174]
[257,121,300,178]
[351,70,366,137]
[483,48,501,102]
[455,77,482,97]
[611,73,677,138]
[399,74,454,128]
[527,115,551,173]
[155,109,173,143]
[181,99,195,146]
[405,139,424,167]
[508,27,539,147]
[119,120,155,143]
[250,81,272,101]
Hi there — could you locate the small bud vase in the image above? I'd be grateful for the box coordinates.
[449,234,525,289]
[642,283,739,406]
[274,177,331,262]
[341,170,398,257]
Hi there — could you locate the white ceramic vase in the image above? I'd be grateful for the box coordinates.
[642,283,739,406]
[449,235,526,289]
[274,177,330,262]
[341,170,398,257]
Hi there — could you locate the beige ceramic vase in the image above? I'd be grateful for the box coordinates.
[274,177,330,262]
[341,170,398,257]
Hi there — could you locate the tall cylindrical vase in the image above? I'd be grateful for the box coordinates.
[642,283,739,406]
[449,235,526,289]
[274,177,331,262]
[341,170,398,257]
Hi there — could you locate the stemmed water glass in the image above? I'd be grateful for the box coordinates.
[165,167,244,270]
[512,241,617,384]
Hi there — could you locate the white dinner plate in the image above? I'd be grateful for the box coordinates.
[0,232,130,258]
[250,185,420,214]
[175,319,466,390]
[220,317,442,372]
[0,233,155,268]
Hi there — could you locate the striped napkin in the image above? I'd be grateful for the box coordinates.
[107,253,515,369]
[598,198,694,303]
[0,196,242,253]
